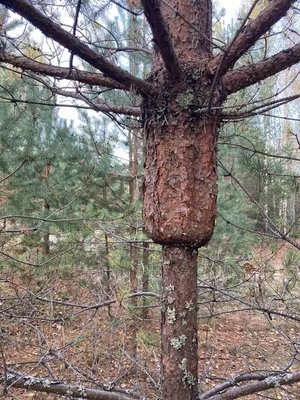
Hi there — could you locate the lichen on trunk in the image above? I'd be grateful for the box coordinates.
[161,245,198,400]
[141,3,222,399]
[142,64,224,400]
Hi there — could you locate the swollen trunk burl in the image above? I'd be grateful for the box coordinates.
[143,67,222,246]
[143,0,218,246]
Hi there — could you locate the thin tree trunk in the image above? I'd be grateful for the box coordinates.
[142,242,149,320]
[43,162,51,255]
[103,178,112,316]
[128,1,140,346]
[129,243,138,359]
[127,118,140,359]
[161,245,198,400]
[104,232,111,316]
[43,229,50,255]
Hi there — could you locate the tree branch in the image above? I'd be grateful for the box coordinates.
[0,52,127,90]
[0,0,156,96]
[200,372,293,399]
[1,372,136,400]
[219,161,300,253]
[205,371,300,400]
[210,0,296,74]
[140,0,181,79]
[29,78,141,117]
[223,43,300,94]
[68,0,82,73]
[0,66,141,116]
[0,159,27,184]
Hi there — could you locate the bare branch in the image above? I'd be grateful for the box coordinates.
[221,94,300,122]
[140,0,181,79]
[223,43,300,94]
[218,141,300,163]
[205,371,300,400]
[68,0,83,74]
[0,160,27,184]
[0,0,155,96]
[210,0,296,74]
[0,52,127,90]
[1,371,136,400]
[200,372,291,400]
[29,79,141,117]
[219,161,300,253]
[0,245,78,267]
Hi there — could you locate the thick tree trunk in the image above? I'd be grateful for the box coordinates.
[161,245,198,400]
[143,105,219,246]
[142,59,222,400]
[142,2,219,399]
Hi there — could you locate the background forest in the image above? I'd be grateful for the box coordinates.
[1,1,300,399]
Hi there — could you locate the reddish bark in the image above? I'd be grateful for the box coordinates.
[143,111,219,246]
[161,245,198,400]
[161,0,212,59]
[142,66,222,397]
[141,2,218,398]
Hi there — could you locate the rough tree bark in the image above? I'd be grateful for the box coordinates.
[0,0,300,399]
[141,1,221,398]
[161,246,198,400]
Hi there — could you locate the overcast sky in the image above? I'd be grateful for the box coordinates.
[220,0,242,21]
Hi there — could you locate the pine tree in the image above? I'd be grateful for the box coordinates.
[1,1,300,399]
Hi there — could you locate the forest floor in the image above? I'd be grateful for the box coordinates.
[1,243,300,400]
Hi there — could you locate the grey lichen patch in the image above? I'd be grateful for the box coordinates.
[22,376,58,388]
[176,89,194,109]
[171,334,187,350]
[185,301,194,311]
[167,284,175,304]
[167,307,176,324]
[167,284,175,292]
[182,319,187,326]
[78,384,87,397]
[265,376,281,388]
[179,358,196,388]
[283,373,293,382]
[24,377,45,386]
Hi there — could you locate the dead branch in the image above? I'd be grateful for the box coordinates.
[204,371,300,400]
[0,52,127,90]
[1,371,137,400]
